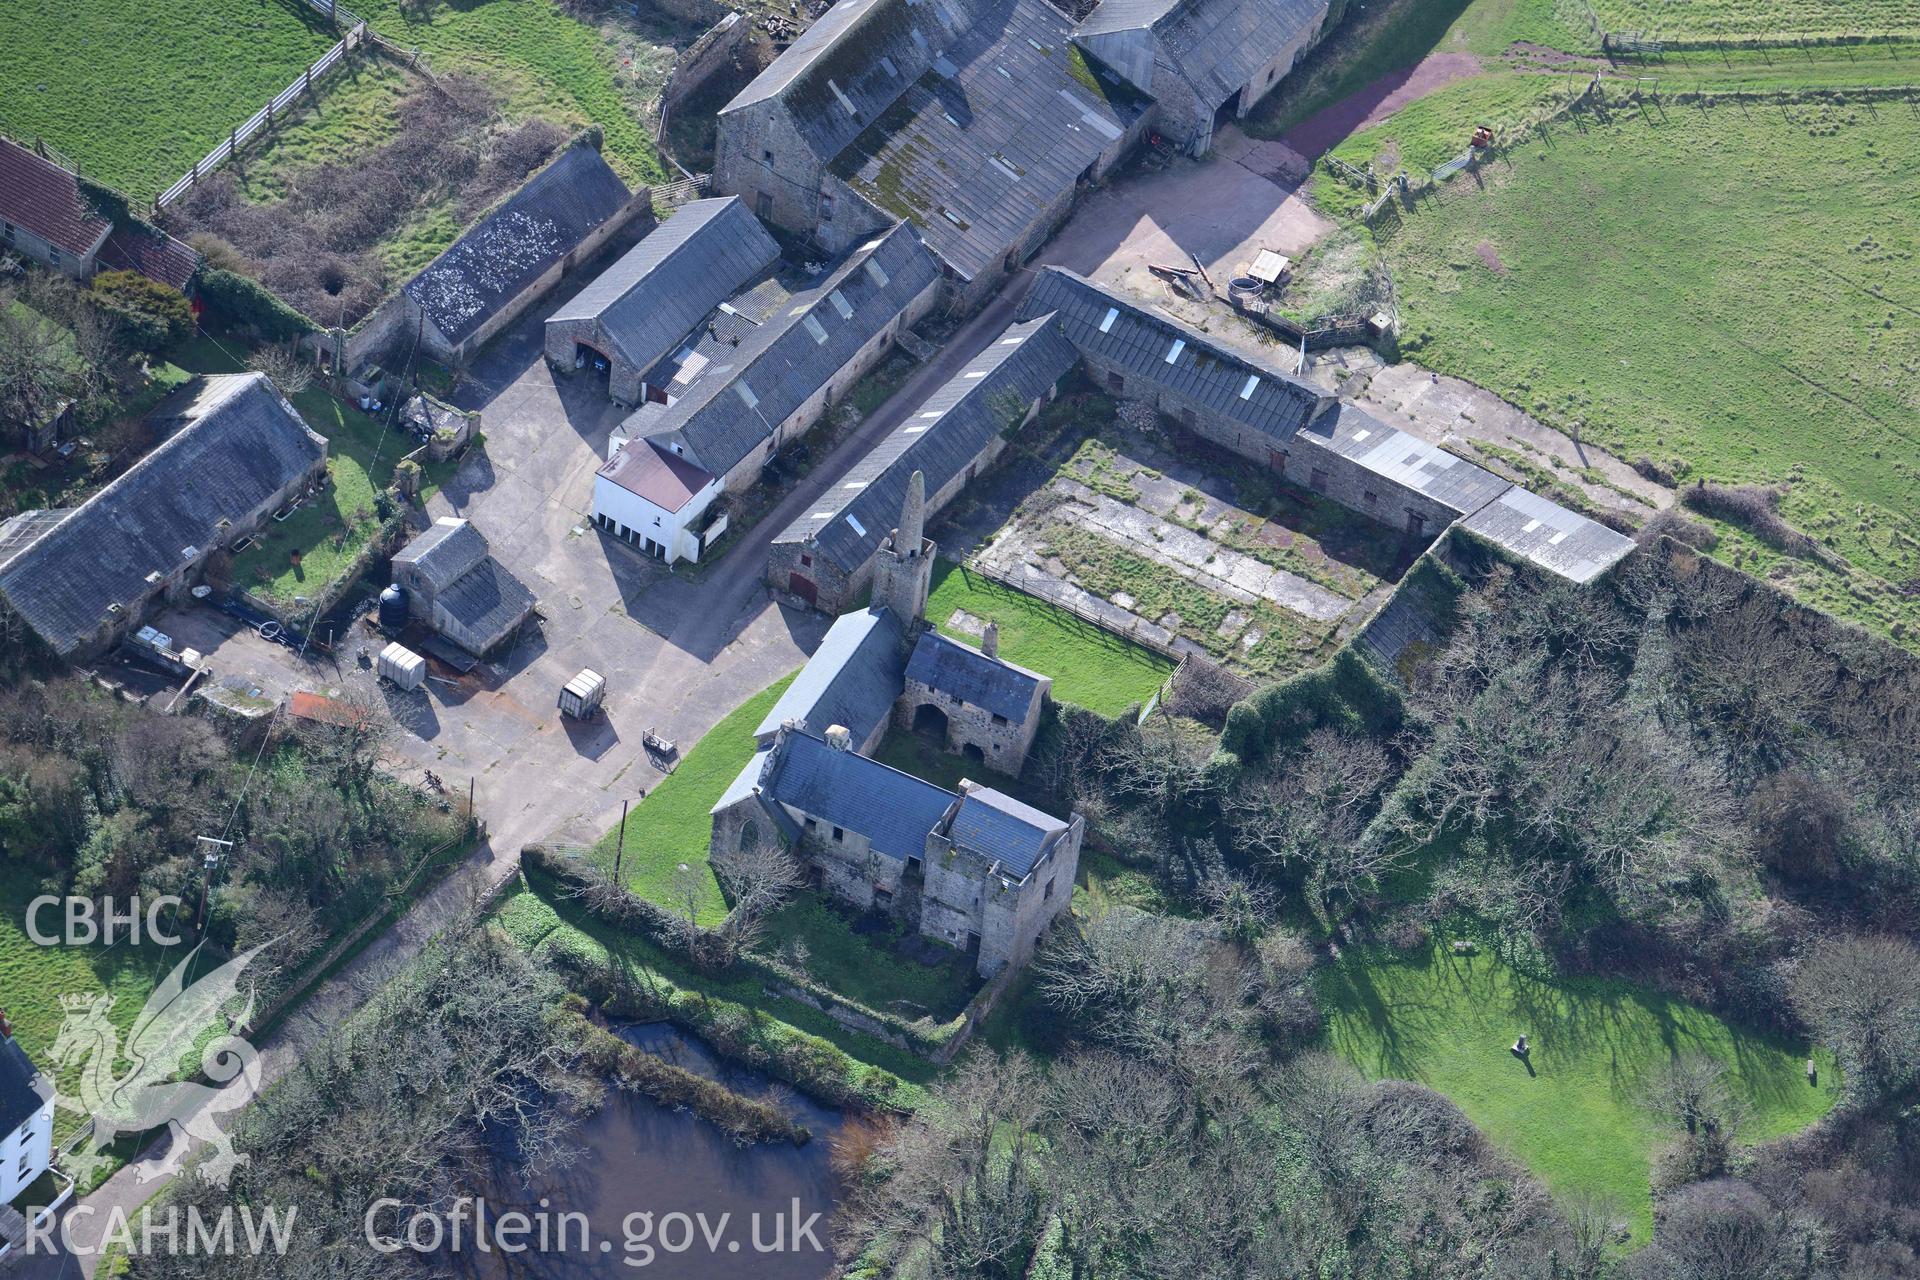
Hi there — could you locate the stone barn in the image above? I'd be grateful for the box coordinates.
[390,517,537,658]
[713,0,1149,311]
[768,313,1075,614]
[393,139,647,368]
[0,374,327,660]
[1015,267,1636,577]
[615,222,941,498]
[1074,0,1330,156]
[544,196,780,407]
[900,625,1049,774]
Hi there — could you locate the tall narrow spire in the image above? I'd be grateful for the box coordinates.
[899,469,926,557]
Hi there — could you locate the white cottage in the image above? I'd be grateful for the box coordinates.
[0,1014,54,1208]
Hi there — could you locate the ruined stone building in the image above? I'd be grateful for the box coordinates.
[713,0,1150,310]
[712,471,1080,977]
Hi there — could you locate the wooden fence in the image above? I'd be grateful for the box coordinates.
[154,21,367,210]
[651,173,712,208]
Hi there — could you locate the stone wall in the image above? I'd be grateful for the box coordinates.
[896,671,1045,774]
[715,103,828,236]
[1278,431,1460,537]
[977,814,1081,975]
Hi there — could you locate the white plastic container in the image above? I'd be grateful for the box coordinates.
[377,642,426,691]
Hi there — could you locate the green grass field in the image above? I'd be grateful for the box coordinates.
[1377,100,1920,644]
[347,0,669,186]
[756,895,976,1020]
[589,673,797,924]
[1587,0,1920,40]
[1321,943,1839,1240]
[0,864,184,1148]
[925,561,1175,718]
[0,0,337,199]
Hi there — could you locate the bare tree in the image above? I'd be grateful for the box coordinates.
[246,342,314,396]
[713,840,804,962]
[1788,933,1920,1102]
[667,860,715,953]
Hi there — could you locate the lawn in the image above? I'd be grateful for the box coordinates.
[1378,100,1920,646]
[495,869,941,1104]
[925,560,1175,718]
[347,0,671,187]
[171,332,454,610]
[0,0,338,199]
[0,864,183,1150]
[1320,942,1840,1241]
[589,672,797,924]
[755,895,977,1022]
[1586,0,1920,41]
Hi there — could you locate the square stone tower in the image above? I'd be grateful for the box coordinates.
[871,468,934,631]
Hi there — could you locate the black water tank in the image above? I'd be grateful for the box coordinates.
[377,584,408,630]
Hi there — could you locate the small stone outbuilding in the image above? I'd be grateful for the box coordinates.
[390,517,537,658]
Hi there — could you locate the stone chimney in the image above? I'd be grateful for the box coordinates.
[871,469,935,630]
[981,620,1000,659]
[824,724,852,751]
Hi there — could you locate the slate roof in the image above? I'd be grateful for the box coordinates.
[776,313,1075,574]
[1298,402,1511,518]
[1077,0,1326,105]
[907,630,1043,721]
[0,1036,49,1138]
[405,143,632,346]
[0,374,325,657]
[1018,267,1328,442]
[393,518,491,594]
[548,197,779,373]
[1153,0,1327,107]
[0,138,113,259]
[948,786,1066,878]
[625,223,940,478]
[722,0,967,163]
[1457,486,1637,584]
[829,0,1147,283]
[756,606,906,745]
[599,439,717,513]
[763,729,958,862]
[97,222,199,291]
[0,510,71,570]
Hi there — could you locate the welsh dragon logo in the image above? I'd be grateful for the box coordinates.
[47,943,268,1189]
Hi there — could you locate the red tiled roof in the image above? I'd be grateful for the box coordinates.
[599,439,715,513]
[98,223,199,291]
[0,138,112,259]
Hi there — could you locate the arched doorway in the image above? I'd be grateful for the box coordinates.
[961,742,986,767]
[739,819,760,852]
[912,703,949,739]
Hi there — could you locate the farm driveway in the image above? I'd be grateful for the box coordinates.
[1042,125,1333,314]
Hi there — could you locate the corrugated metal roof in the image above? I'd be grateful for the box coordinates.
[830,0,1146,282]
[948,786,1065,877]
[1456,487,1637,584]
[765,729,958,862]
[548,197,779,372]
[404,143,632,345]
[626,223,940,477]
[394,518,492,593]
[0,374,326,656]
[1300,402,1511,518]
[1018,267,1327,442]
[906,630,1043,721]
[598,439,716,513]
[435,555,537,648]
[774,313,1075,573]
[754,606,906,745]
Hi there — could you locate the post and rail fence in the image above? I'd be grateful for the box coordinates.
[154,21,367,211]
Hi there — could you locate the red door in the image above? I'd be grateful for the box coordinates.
[788,573,817,605]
